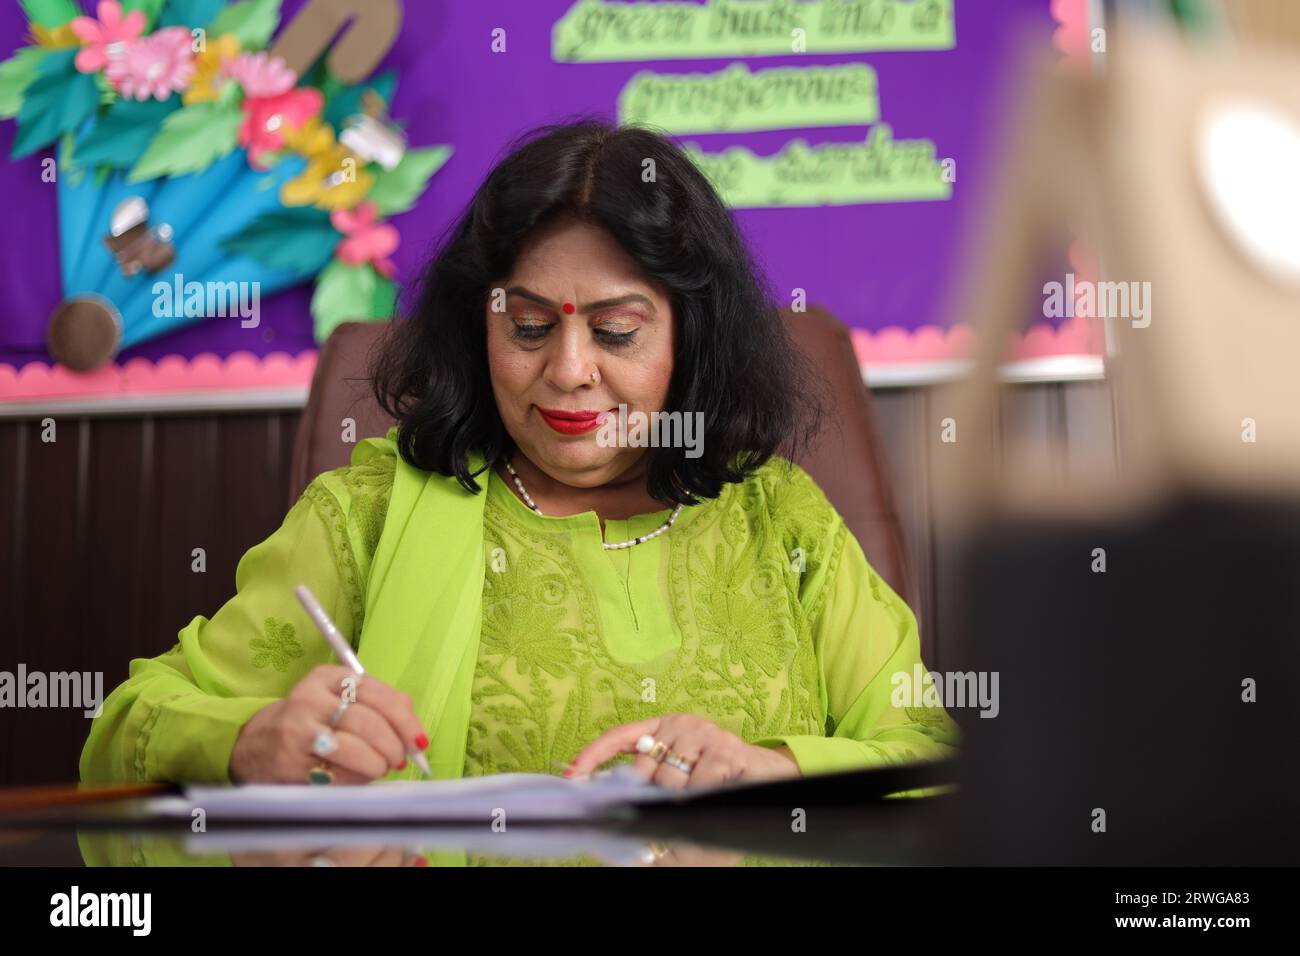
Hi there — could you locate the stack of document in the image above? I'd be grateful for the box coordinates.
[150,766,681,824]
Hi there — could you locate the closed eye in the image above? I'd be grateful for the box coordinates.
[594,328,637,345]
[510,323,553,342]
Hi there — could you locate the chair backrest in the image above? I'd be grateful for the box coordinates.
[289,306,916,606]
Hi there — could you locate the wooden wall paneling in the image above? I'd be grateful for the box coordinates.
[83,419,147,726]
[148,416,221,660]
[0,422,26,783]
[126,417,157,664]
[7,417,88,784]
[212,414,285,610]
[0,422,26,637]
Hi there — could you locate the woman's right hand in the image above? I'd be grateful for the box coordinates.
[229,665,428,784]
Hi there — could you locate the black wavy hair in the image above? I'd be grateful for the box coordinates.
[372,118,822,506]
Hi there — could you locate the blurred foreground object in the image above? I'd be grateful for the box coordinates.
[1221,0,1300,52]
[935,15,1300,863]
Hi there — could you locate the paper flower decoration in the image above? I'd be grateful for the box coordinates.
[227,50,296,98]
[70,1,147,74]
[332,202,398,278]
[184,34,241,105]
[280,116,374,209]
[104,26,195,101]
[0,0,453,368]
[31,23,80,50]
[239,86,323,169]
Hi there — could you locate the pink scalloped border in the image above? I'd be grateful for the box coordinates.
[0,350,318,402]
[854,241,1105,365]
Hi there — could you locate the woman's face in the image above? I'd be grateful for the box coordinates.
[485,215,675,489]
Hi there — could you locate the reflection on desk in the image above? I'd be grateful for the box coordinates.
[74,826,827,868]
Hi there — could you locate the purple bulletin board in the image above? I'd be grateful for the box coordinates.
[0,0,1100,405]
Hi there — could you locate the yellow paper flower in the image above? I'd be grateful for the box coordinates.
[31,24,79,49]
[280,117,375,210]
[31,23,78,49]
[281,115,336,159]
[183,34,241,104]
[282,147,375,209]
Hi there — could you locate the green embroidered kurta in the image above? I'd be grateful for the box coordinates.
[80,431,959,788]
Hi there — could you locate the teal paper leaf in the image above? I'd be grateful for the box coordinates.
[128,100,243,181]
[367,146,452,216]
[371,273,397,318]
[159,0,228,29]
[57,129,83,186]
[221,206,340,273]
[18,0,81,28]
[0,46,49,120]
[209,0,283,50]
[92,70,118,107]
[12,49,100,159]
[323,71,397,130]
[130,100,245,180]
[311,260,391,342]
[73,97,180,169]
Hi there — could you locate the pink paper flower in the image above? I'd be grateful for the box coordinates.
[239,87,324,168]
[226,51,297,98]
[104,27,196,101]
[332,203,399,278]
[70,1,147,74]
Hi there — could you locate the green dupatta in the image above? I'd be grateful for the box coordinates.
[354,430,489,781]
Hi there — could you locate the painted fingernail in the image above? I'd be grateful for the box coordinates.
[415,734,429,750]
[414,857,428,867]
[563,769,575,778]
[398,759,408,770]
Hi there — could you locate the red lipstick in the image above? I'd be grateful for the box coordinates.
[537,406,608,435]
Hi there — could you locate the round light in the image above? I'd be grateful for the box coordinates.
[1198,98,1300,284]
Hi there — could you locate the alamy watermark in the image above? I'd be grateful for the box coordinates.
[0,664,103,717]
[1042,273,1151,328]
[152,273,261,328]
[595,403,704,458]
[50,886,150,935]
[891,664,999,719]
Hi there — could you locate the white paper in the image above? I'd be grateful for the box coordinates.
[151,765,682,823]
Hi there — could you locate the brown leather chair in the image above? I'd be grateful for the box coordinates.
[289,306,916,607]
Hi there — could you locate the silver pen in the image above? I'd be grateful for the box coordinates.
[295,584,434,779]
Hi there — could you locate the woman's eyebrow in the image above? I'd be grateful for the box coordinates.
[505,287,655,315]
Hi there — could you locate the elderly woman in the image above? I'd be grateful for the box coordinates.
[81,121,958,792]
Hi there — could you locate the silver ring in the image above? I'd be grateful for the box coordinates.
[312,730,339,758]
[636,734,693,774]
[329,700,351,728]
[663,754,693,775]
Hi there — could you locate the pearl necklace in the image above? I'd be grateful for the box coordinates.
[504,460,684,550]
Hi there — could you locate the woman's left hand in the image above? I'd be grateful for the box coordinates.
[567,713,802,789]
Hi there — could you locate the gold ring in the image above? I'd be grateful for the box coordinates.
[307,762,334,785]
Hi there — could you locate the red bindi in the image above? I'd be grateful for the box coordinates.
[562,302,575,314]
